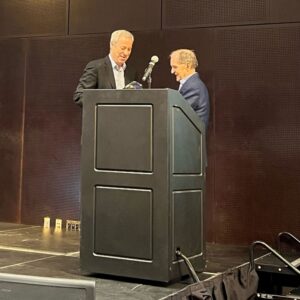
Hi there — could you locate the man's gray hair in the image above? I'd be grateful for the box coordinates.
[110,29,134,46]
[170,49,198,69]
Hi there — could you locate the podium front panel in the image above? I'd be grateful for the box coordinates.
[172,107,203,174]
[96,104,153,172]
[94,186,153,260]
[172,190,203,260]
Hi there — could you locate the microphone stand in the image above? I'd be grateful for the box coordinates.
[147,74,152,89]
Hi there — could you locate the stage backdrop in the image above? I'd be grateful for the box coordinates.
[0,0,299,245]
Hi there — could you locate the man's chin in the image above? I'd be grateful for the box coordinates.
[116,59,126,66]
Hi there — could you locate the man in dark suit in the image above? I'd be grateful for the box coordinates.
[73,29,137,105]
[170,49,210,129]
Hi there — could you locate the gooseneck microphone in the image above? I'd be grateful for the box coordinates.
[142,55,159,82]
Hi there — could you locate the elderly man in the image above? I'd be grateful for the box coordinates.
[73,29,137,105]
[170,49,210,129]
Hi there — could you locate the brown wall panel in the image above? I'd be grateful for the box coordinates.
[163,0,268,29]
[214,24,300,244]
[69,0,161,35]
[163,0,300,29]
[270,0,300,22]
[0,0,67,38]
[21,37,91,225]
[0,39,25,222]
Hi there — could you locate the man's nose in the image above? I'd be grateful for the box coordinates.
[124,49,131,56]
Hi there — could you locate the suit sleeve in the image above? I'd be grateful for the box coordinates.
[73,61,98,106]
[181,82,209,128]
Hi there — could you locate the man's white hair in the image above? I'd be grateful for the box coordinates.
[170,49,198,69]
[110,30,134,46]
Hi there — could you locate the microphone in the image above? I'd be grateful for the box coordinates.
[142,55,159,81]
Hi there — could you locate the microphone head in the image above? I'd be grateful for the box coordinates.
[151,55,159,63]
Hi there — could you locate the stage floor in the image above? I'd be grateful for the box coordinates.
[0,222,254,299]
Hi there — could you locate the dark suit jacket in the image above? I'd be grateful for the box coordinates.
[73,56,137,105]
[179,72,210,129]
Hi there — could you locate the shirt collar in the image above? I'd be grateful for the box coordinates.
[109,54,126,71]
[179,72,196,87]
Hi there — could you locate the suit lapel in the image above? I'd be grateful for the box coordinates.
[103,56,116,89]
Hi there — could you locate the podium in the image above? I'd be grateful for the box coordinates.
[80,89,206,282]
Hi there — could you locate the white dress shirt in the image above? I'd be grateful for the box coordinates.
[109,55,126,89]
